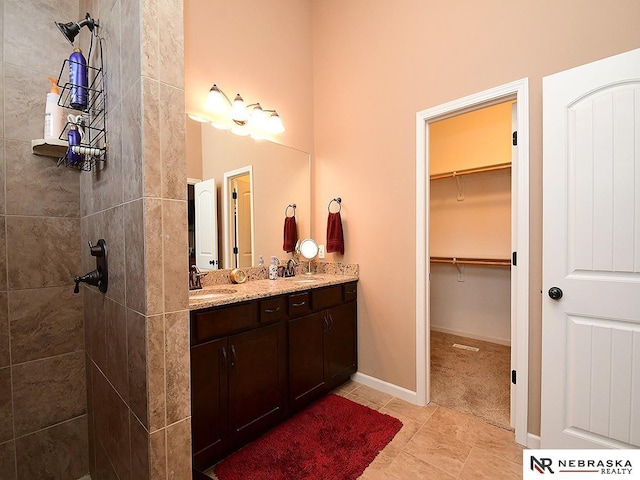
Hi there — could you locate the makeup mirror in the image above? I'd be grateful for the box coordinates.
[299,238,319,274]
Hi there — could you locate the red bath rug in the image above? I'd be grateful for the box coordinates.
[214,393,403,480]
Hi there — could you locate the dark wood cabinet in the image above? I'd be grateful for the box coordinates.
[191,321,287,471]
[326,300,357,388]
[227,322,287,447]
[190,281,357,473]
[289,311,327,409]
[191,337,227,467]
[288,283,358,411]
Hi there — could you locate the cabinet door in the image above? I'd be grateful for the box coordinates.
[326,301,357,388]
[288,311,327,410]
[191,337,228,470]
[227,322,287,447]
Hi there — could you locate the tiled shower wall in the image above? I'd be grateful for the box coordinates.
[0,0,88,479]
[0,0,190,478]
[79,0,190,478]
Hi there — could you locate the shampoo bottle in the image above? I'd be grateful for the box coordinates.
[69,48,88,110]
[269,256,278,280]
[44,77,63,141]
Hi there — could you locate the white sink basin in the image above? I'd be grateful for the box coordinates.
[287,277,324,284]
[190,287,237,300]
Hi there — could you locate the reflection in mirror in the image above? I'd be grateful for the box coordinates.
[223,167,253,269]
[186,116,311,270]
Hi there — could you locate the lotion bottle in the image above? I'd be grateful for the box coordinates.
[269,256,278,280]
[44,77,64,141]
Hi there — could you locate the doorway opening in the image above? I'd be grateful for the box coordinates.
[415,79,530,446]
[223,166,254,269]
[429,101,514,430]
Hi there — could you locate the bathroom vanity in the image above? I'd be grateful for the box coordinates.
[189,276,358,473]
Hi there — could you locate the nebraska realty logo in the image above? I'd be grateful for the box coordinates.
[523,450,639,479]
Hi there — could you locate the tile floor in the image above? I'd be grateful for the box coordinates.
[207,380,524,479]
[337,381,523,480]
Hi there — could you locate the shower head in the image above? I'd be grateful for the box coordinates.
[55,12,97,45]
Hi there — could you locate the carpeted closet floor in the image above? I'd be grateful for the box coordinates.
[430,331,511,430]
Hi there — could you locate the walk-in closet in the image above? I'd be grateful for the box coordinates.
[429,101,514,429]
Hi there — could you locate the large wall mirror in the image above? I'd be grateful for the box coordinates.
[187,116,311,270]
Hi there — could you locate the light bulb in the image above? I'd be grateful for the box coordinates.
[248,104,267,131]
[266,112,285,134]
[230,94,248,123]
[205,84,229,113]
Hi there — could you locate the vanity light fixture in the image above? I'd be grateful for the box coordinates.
[203,83,285,136]
[55,12,98,45]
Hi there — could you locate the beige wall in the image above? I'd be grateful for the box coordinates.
[0,1,88,478]
[311,0,640,435]
[184,0,314,154]
[186,116,203,180]
[430,101,513,175]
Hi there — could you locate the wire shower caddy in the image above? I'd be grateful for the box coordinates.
[55,34,107,171]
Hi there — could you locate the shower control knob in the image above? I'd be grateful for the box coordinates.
[548,287,563,300]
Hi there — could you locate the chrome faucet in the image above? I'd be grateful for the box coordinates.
[189,265,207,290]
[284,258,298,277]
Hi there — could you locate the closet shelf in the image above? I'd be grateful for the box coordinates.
[430,256,511,267]
[430,162,511,181]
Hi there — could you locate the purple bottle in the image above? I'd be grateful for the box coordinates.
[69,48,88,110]
[67,126,82,165]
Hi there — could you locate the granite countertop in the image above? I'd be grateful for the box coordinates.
[189,274,359,310]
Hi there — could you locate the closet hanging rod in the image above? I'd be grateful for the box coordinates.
[430,256,511,267]
[429,162,511,181]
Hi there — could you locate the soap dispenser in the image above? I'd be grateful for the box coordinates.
[269,256,278,280]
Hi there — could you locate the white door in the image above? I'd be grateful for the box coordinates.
[194,178,218,270]
[541,48,640,449]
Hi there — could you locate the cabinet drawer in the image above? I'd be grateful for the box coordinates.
[343,282,357,302]
[311,285,343,310]
[192,303,256,344]
[259,296,287,324]
[288,292,311,317]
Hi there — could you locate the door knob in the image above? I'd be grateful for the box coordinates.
[548,287,563,300]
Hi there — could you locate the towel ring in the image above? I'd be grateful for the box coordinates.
[285,204,296,217]
[328,197,342,213]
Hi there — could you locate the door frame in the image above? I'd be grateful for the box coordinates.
[223,165,255,269]
[415,78,530,446]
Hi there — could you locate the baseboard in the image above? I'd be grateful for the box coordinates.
[527,433,541,449]
[430,325,511,346]
[351,372,422,405]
